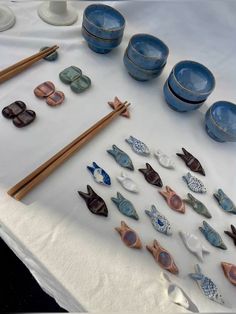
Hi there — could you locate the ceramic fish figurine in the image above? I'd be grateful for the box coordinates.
[145,205,172,236]
[199,221,227,250]
[183,172,206,194]
[116,172,139,193]
[159,186,185,214]
[184,193,212,218]
[176,148,205,176]
[125,135,150,156]
[221,262,236,286]
[107,145,134,170]
[111,192,139,220]
[179,231,210,262]
[189,264,225,305]
[87,162,111,186]
[108,96,130,118]
[78,185,108,217]
[154,150,175,169]
[115,221,142,249]
[214,189,236,214]
[139,163,163,187]
[146,240,179,274]
[161,272,199,313]
[224,224,236,246]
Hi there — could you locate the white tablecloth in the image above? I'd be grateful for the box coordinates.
[1,1,236,312]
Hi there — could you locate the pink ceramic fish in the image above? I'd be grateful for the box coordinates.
[159,186,185,214]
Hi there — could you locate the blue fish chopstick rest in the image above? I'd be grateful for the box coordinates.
[107,145,134,170]
[125,135,150,156]
[214,189,236,214]
[145,205,172,236]
[199,221,227,250]
[111,192,139,220]
[87,162,111,186]
[189,264,225,305]
[183,172,206,193]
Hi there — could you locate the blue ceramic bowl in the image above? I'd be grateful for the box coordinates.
[82,26,123,54]
[123,51,165,81]
[168,60,215,102]
[83,4,125,40]
[127,34,169,70]
[163,79,204,112]
[205,101,236,142]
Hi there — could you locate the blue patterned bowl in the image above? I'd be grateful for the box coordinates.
[123,50,165,81]
[163,79,204,112]
[168,60,215,102]
[126,34,169,70]
[82,26,123,54]
[83,4,125,40]
[205,101,236,142]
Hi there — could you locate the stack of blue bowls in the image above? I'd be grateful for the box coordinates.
[82,4,125,54]
[123,34,169,81]
[164,60,216,112]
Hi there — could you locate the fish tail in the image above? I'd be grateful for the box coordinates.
[87,165,94,174]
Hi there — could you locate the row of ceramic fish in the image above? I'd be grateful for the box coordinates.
[115,220,236,306]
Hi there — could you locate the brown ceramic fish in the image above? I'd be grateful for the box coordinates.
[115,221,142,249]
[78,185,108,217]
[139,163,163,187]
[224,224,236,246]
[146,239,179,274]
[159,186,185,213]
[176,148,205,176]
[221,262,236,286]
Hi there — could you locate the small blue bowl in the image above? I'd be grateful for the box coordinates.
[168,60,215,102]
[83,4,125,40]
[163,79,204,112]
[82,26,122,54]
[127,33,169,70]
[205,101,236,142]
[123,51,165,81]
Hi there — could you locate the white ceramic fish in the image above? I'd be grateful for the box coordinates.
[179,231,210,262]
[116,172,139,193]
[154,150,175,169]
[161,272,199,312]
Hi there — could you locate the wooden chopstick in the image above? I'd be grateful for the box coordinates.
[0,45,59,84]
[8,103,130,200]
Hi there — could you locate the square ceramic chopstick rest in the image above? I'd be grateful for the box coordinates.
[34,81,65,106]
[59,66,91,93]
[2,101,36,128]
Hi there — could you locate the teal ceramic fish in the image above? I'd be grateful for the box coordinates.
[111,192,139,220]
[107,145,134,170]
[199,221,227,250]
[184,193,212,218]
[214,189,236,214]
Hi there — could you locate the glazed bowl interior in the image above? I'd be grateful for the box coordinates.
[210,101,236,135]
[84,4,125,31]
[173,61,215,95]
[130,34,169,60]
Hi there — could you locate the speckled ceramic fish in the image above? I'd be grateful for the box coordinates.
[125,135,150,156]
[189,264,225,305]
[214,189,236,214]
[107,145,134,170]
[221,262,236,286]
[111,192,139,220]
[179,231,209,262]
[184,193,211,218]
[116,172,138,193]
[146,239,179,274]
[154,150,175,169]
[87,162,111,186]
[145,205,172,236]
[199,221,227,250]
[161,272,199,312]
[183,172,206,194]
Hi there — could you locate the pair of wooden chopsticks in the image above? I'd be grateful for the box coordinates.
[8,101,130,200]
[0,45,59,84]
